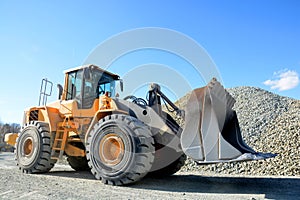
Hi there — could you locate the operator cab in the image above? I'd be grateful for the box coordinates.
[62,64,120,109]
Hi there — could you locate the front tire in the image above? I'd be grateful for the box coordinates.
[86,114,155,185]
[15,121,56,173]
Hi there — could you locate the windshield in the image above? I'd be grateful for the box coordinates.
[97,74,116,97]
[83,69,116,98]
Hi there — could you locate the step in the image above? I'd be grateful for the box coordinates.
[52,148,64,150]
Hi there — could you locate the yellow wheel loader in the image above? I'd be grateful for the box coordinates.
[5,64,275,185]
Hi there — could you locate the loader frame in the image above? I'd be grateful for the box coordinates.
[5,64,275,186]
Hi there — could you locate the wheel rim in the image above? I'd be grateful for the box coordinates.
[99,133,125,166]
[23,137,33,156]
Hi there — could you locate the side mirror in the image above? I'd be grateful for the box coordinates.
[120,79,124,92]
[57,84,63,100]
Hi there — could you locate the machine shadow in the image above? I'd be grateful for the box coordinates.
[135,174,300,199]
[44,169,300,199]
[44,169,95,180]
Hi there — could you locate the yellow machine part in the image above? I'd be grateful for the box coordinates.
[4,133,18,146]
[64,142,85,157]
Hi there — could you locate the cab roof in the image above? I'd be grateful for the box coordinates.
[63,64,120,80]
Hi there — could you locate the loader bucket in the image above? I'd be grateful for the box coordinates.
[181,78,276,164]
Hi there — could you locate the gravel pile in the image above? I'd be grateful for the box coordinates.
[175,86,300,176]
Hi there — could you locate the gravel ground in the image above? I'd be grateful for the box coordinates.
[176,86,300,176]
[1,152,300,200]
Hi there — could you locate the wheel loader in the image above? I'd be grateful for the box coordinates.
[5,64,275,185]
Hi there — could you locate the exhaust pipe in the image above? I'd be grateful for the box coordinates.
[181,78,276,164]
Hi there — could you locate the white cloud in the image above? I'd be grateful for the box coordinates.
[263,69,299,91]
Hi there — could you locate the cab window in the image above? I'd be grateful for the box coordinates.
[97,74,116,97]
[66,70,83,101]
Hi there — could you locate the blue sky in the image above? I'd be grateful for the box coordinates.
[0,0,299,123]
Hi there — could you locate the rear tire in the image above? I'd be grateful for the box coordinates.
[67,156,90,171]
[86,114,155,185]
[15,121,56,173]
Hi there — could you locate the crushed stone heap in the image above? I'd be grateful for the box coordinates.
[175,86,299,176]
